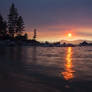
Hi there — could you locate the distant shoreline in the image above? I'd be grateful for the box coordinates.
[0,39,92,47]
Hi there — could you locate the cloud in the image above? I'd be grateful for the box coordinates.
[1,0,92,28]
[77,32,92,37]
[0,0,92,40]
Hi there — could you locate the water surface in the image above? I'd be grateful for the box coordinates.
[0,46,92,92]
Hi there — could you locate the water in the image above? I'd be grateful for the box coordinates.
[0,46,92,92]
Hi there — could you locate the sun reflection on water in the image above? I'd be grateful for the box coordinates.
[62,47,75,80]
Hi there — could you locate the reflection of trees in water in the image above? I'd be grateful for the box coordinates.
[12,47,25,73]
[0,46,38,79]
[32,46,37,63]
[0,47,9,78]
[0,47,26,78]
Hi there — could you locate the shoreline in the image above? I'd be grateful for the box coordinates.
[0,40,91,47]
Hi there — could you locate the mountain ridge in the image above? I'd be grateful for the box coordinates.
[60,40,92,44]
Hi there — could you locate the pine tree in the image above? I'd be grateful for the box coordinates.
[0,14,7,38]
[8,3,18,38]
[0,14,4,37]
[16,16,24,36]
[33,29,37,40]
[24,33,28,40]
[2,21,7,38]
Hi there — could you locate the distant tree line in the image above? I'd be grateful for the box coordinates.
[0,3,27,40]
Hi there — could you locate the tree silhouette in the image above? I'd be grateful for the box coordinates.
[2,21,7,38]
[0,14,4,37]
[0,14,7,39]
[24,33,28,40]
[33,29,37,40]
[0,3,26,41]
[8,3,18,38]
[16,16,24,36]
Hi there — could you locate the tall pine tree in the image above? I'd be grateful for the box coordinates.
[8,3,18,38]
[0,14,4,37]
[16,16,24,36]
[0,14,7,39]
[33,29,37,40]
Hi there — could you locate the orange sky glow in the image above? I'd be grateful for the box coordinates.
[24,25,92,42]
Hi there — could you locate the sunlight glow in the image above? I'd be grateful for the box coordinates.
[68,33,72,37]
[62,47,75,80]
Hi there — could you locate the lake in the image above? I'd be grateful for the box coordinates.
[0,46,92,92]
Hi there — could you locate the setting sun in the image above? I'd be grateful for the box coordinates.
[68,33,72,37]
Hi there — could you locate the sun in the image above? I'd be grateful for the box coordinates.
[68,33,72,37]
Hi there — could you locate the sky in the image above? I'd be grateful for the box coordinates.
[0,0,92,41]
